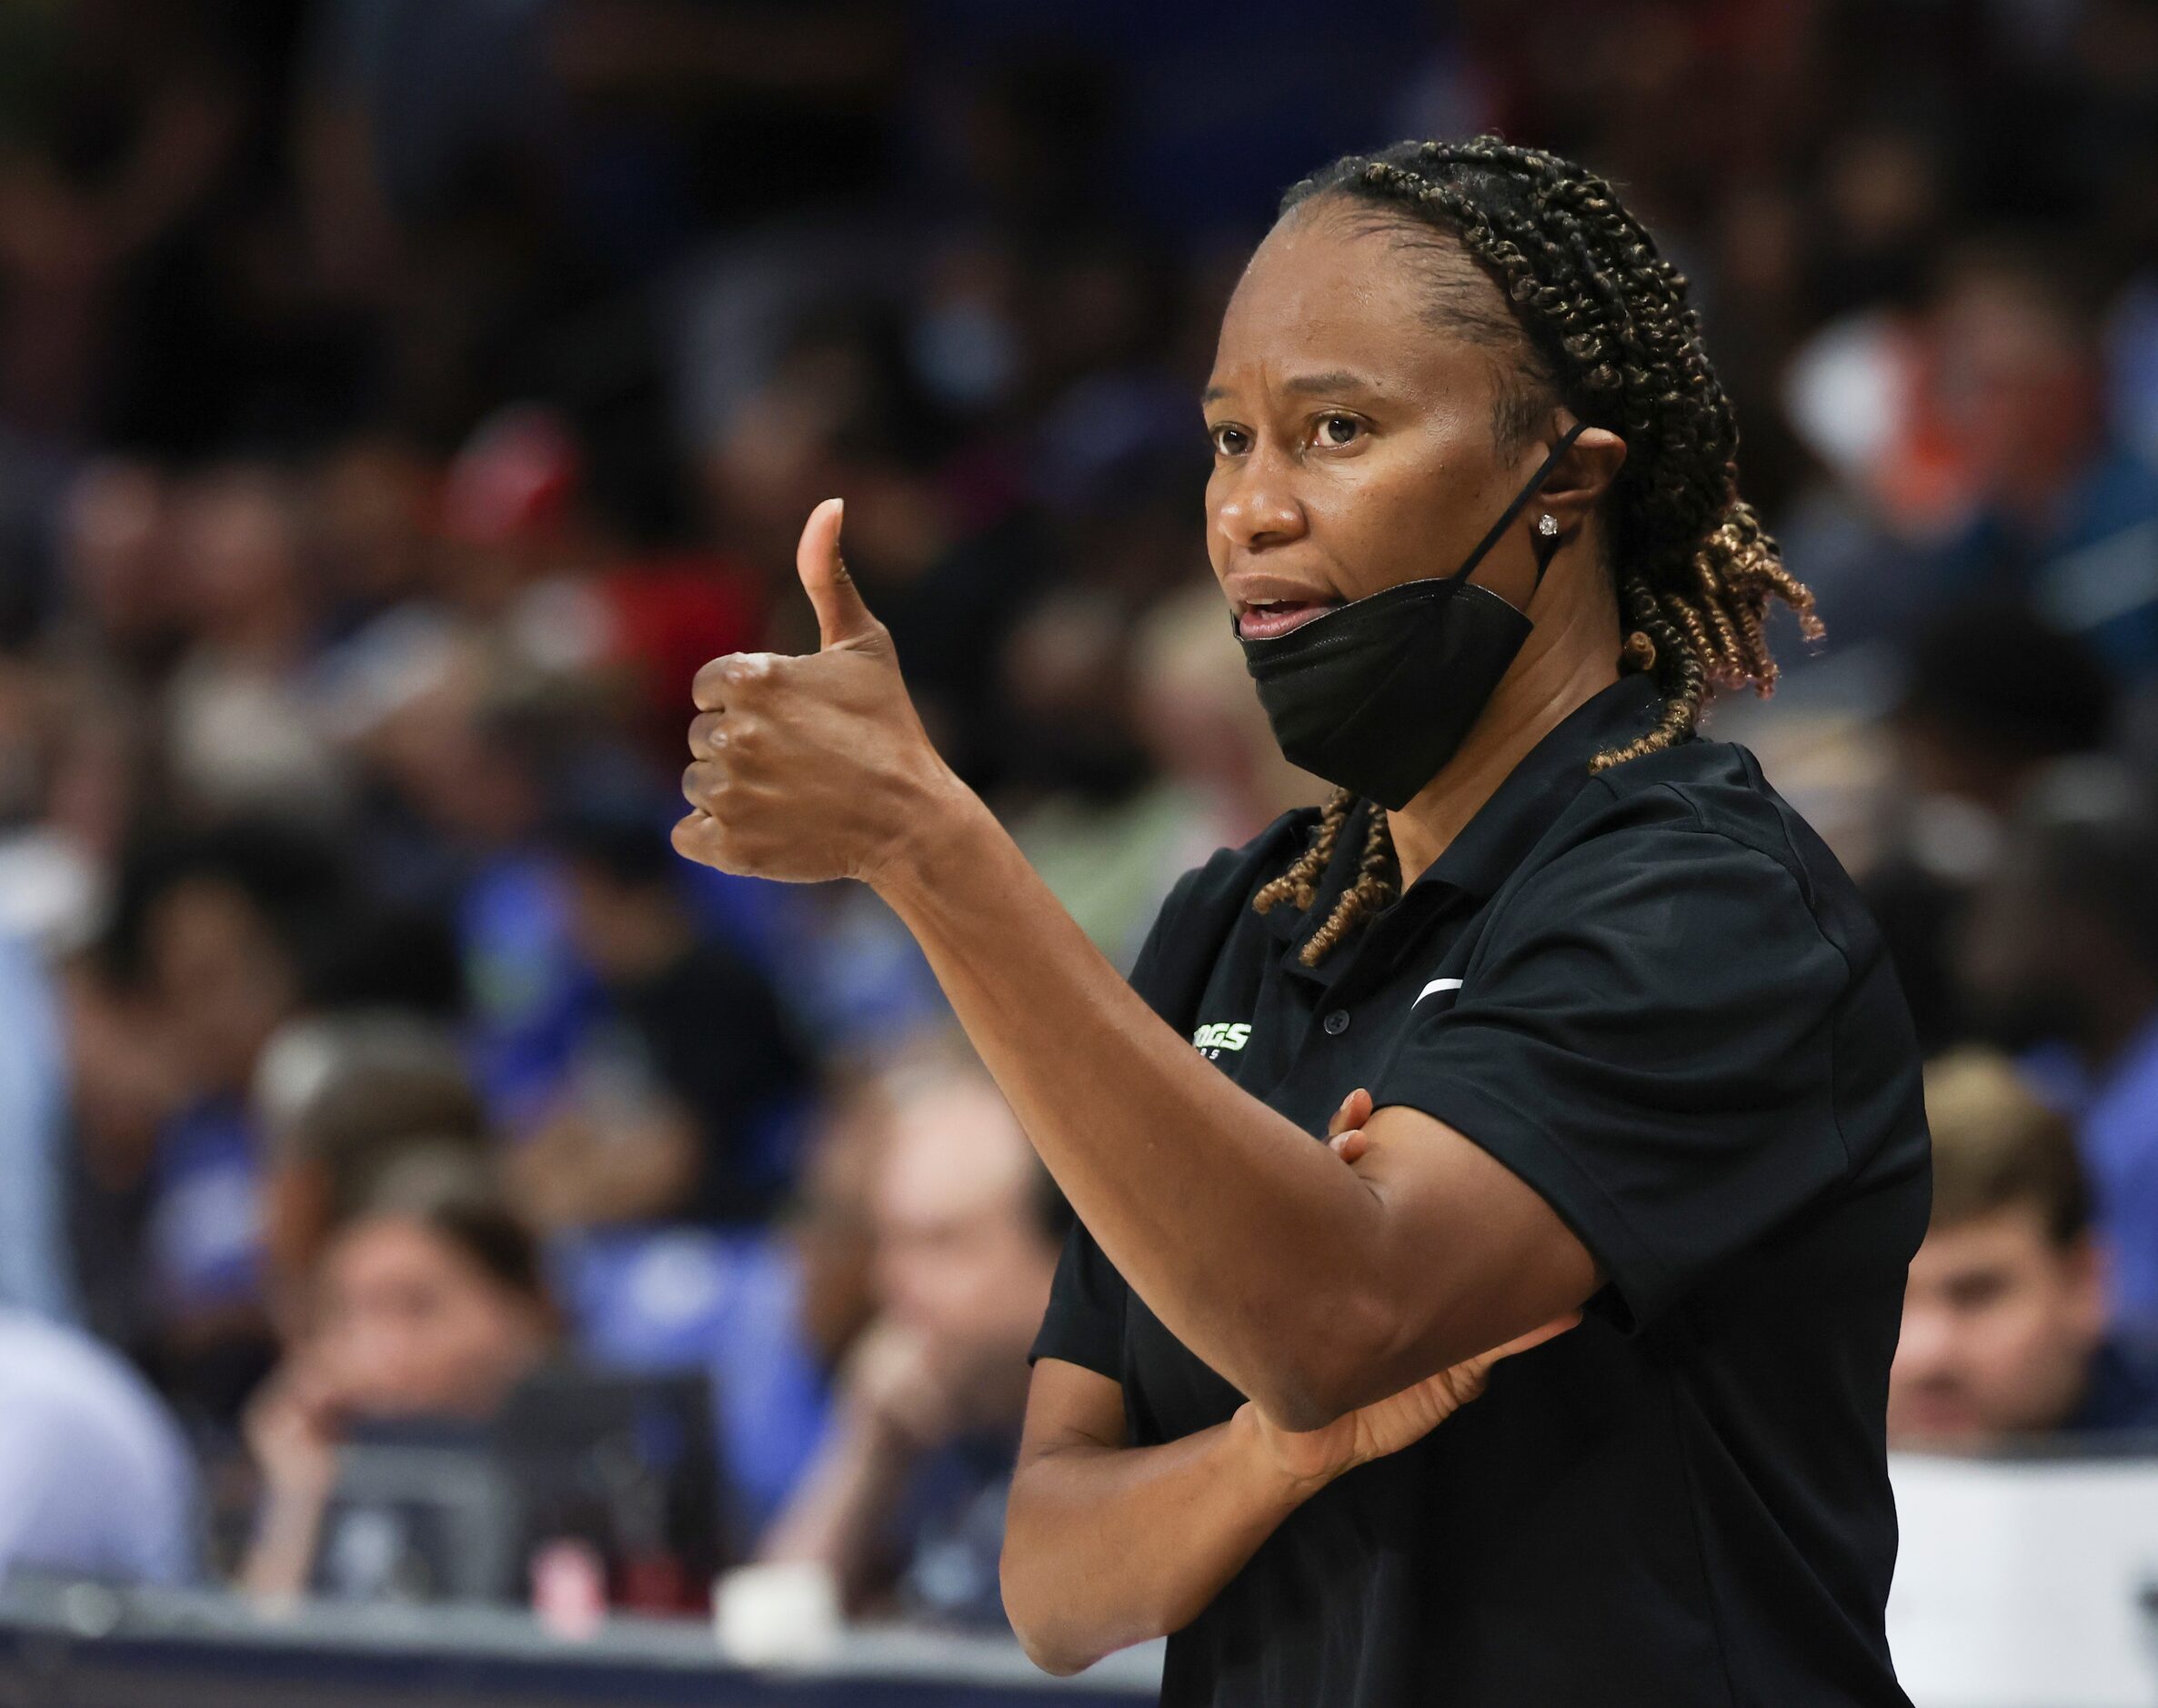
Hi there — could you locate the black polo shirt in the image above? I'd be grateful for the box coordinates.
[1028,670,1931,1708]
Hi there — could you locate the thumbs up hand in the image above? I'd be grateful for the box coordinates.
[674,498,961,886]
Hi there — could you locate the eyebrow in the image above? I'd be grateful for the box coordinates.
[1200,369,1378,407]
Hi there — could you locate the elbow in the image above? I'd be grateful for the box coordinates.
[1000,1525,1105,1678]
[1012,1626,1095,1679]
[1243,1369,1354,1435]
[1247,1290,1400,1432]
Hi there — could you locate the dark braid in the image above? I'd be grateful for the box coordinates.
[1303,799,1399,966]
[1255,136,1820,960]
[1252,790,1402,969]
[1252,786,1353,918]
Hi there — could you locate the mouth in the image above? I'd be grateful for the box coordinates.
[1236,599,1341,641]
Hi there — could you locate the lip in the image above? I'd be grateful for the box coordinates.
[1236,600,1340,640]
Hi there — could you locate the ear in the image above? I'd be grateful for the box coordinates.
[1532,411,1628,536]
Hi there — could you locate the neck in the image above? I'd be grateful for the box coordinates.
[1386,568,1621,890]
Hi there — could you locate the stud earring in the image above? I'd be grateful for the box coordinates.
[1535,513,1560,540]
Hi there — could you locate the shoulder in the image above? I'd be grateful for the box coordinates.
[0,1312,190,1471]
[1538,730,1878,957]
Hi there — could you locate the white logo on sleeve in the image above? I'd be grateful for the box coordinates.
[1192,1021,1251,1060]
[1413,978,1463,1008]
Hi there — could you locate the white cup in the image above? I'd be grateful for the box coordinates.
[713,1560,843,1666]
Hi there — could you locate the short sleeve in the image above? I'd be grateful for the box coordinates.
[1371,819,1853,1334]
[1028,1214,1128,1380]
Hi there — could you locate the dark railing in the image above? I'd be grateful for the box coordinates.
[0,1578,1163,1708]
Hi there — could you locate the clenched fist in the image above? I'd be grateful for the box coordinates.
[674,497,966,886]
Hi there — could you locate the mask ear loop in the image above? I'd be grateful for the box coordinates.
[1447,420,1590,592]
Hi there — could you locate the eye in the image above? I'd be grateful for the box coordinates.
[1316,413,1362,447]
[1209,423,1249,457]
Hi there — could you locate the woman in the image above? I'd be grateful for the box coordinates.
[675,136,1930,1707]
[241,1158,554,1601]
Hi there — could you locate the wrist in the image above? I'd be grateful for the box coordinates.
[867,765,997,903]
[832,1390,924,1472]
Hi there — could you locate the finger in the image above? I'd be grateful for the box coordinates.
[671,809,734,873]
[1329,1126,1370,1164]
[796,496,880,650]
[1327,1088,1373,1139]
[1480,1311,1584,1370]
[681,759,718,811]
[688,710,727,760]
[693,650,781,714]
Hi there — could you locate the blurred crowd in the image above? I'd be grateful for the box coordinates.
[1,0,2157,1642]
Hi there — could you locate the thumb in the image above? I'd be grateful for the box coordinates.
[797,497,881,649]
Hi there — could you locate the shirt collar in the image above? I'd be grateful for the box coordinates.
[1262,670,1668,966]
[1424,669,1666,901]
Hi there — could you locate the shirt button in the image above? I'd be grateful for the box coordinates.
[1322,1009,1350,1036]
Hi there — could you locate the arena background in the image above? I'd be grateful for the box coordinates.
[1,2,2156,1703]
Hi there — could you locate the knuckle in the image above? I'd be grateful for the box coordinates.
[680,759,724,806]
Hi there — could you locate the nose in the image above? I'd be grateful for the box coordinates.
[1211,456,1306,561]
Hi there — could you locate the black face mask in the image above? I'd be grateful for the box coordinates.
[1236,422,1588,810]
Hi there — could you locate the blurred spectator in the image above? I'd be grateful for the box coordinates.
[1959,760,2158,1324]
[51,458,185,684]
[1922,240,2158,684]
[114,818,358,1421]
[1890,1050,2158,1446]
[543,1064,895,1543]
[754,1053,1064,1631]
[351,641,593,1124]
[1889,603,2119,820]
[239,1153,556,1603]
[250,1014,490,1332]
[1863,602,2116,1053]
[510,805,811,1233]
[0,1308,199,1586]
[164,461,348,820]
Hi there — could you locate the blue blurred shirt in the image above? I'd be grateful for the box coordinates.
[2023,1014,2158,1326]
[146,1094,263,1319]
[0,932,75,1321]
[550,1227,830,1535]
[2066,1333,2158,1434]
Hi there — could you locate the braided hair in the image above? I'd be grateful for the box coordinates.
[1251,136,1821,965]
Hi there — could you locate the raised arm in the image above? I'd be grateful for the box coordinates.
[674,502,1596,1428]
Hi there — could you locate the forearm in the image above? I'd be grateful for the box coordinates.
[241,1485,327,1603]
[1003,1406,1321,1675]
[756,1407,909,1603]
[878,789,1389,1422]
